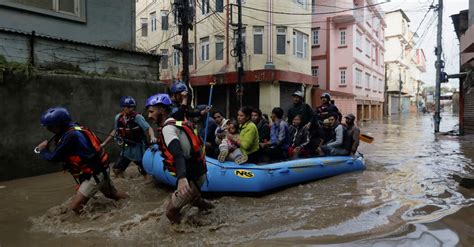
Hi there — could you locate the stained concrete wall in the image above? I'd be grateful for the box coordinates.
[0,72,165,181]
[0,0,135,48]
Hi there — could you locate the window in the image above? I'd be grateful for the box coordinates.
[189,45,194,65]
[340,68,347,84]
[365,73,371,88]
[365,39,371,56]
[311,0,316,13]
[3,0,85,21]
[161,10,168,30]
[276,27,286,54]
[293,30,308,59]
[150,12,157,32]
[161,49,168,69]
[202,0,209,15]
[216,0,224,12]
[356,30,362,49]
[379,79,383,92]
[297,0,306,6]
[355,69,362,86]
[215,36,224,60]
[311,28,319,45]
[340,30,346,46]
[141,18,148,37]
[173,49,180,66]
[312,67,319,77]
[200,37,210,61]
[253,26,264,54]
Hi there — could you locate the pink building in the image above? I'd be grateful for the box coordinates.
[311,0,386,121]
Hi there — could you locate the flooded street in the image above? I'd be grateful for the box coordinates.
[0,113,473,246]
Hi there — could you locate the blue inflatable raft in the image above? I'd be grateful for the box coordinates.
[142,149,365,193]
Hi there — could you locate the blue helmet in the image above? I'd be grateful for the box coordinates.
[146,93,172,108]
[120,96,136,107]
[170,80,188,94]
[40,107,72,127]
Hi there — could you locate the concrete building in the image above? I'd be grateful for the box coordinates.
[136,0,314,117]
[0,0,136,48]
[311,0,385,121]
[384,9,426,115]
[452,0,474,135]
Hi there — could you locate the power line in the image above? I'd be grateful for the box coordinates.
[237,1,388,16]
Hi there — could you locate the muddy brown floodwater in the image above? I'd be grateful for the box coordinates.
[0,113,473,246]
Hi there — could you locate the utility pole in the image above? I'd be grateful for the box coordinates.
[236,0,244,107]
[434,0,443,133]
[176,0,193,103]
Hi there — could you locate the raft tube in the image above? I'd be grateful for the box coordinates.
[142,149,365,193]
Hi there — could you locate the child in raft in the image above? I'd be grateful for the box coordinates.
[217,120,248,164]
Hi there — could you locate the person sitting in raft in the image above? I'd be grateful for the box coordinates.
[321,118,334,145]
[342,113,360,156]
[213,110,229,144]
[193,104,218,157]
[236,106,260,164]
[217,120,248,164]
[322,113,350,156]
[288,114,311,159]
[315,93,342,121]
[251,108,271,149]
[261,107,290,161]
[307,115,325,156]
[35,107,128,214]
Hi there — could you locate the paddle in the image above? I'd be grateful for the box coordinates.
[203,81,216,152]
[359,134,374,144]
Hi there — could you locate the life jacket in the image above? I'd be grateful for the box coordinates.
[157,119,206,177]
[116,111,144,145]
[61,125,109,183]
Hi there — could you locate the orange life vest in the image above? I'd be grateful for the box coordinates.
[61,125,109,182]
[116,111,144,145]
[157,120,206,176]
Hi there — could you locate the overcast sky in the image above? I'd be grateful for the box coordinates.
[382,0,468,89]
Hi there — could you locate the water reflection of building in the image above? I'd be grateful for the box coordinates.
[452,1,474,135]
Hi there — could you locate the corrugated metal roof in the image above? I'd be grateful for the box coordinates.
[0,27,160,58]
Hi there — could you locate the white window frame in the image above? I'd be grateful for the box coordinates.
[340,68,347,85]
[311,29,319,45]
[140,18,148,37]
[356,30,362,49]
[161,10,169,31]
[365,38,371,56]
[202,0,210,15]
[160,49,169,69]
[173,49,180,66]
[200,37,210,61]
[150,12,157,32]
[253,26,264,54]
[365,73,371,88]
[1,0,85,22]
[276,27,287,55]
[340,30,346,46]
[293,30,308,59]
[355,69,362,86]
[312,67,319,77]
[215,36,225,60]
[296,0,306,7]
